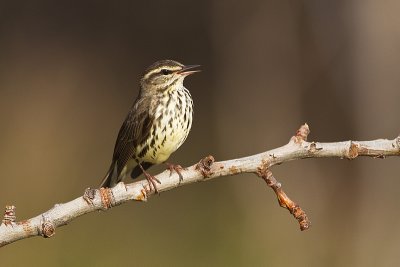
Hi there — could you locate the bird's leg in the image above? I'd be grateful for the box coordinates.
[165,163,184,184]
[138,163,161,193]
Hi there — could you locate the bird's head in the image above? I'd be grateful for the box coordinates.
[140,60,200,94]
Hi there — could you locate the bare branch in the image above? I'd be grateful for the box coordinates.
[0,124,399,247]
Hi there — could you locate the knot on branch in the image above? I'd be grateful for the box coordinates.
[256,159,270,179]
[99,187,115,209]
[2,205,16,226]
[196,155,215,178]
[308,142,323,154]
[83,187,97,205]
[292,206,310,231]
[40,215,55,238]
[291,123,310,144]
[346,142,359,159]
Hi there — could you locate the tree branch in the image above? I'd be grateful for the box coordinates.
[1,124,399,247]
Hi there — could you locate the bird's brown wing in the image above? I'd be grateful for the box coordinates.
[100,96,154,188]
[112,97,154,177]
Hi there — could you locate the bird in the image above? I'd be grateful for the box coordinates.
[100,59,200,192]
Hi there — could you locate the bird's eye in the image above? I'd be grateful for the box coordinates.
[161,69,172,75]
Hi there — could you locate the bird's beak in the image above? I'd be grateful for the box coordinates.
[177,65,201,76]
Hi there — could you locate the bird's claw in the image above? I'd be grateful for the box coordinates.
[143,171,161,194]
[166,163,185,184]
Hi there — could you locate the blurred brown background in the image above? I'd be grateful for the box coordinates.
[1,1,399,266]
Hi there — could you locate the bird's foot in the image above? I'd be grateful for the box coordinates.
[166,163,185,184]
[144,171,161,193]
[138,163,161,194]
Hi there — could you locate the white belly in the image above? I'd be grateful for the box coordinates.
[137,88,193,164]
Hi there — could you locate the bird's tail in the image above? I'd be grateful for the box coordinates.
[99,161,118,188]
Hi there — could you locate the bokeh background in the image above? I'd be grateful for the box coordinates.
[1,1,399,266]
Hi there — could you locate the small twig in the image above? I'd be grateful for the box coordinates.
[0,124,399,247]
[258,166,310,230]
[2,206,16,227]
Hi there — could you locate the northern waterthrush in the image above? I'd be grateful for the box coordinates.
[100,60,200,192]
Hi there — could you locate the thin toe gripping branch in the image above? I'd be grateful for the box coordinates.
[1,123,399,247]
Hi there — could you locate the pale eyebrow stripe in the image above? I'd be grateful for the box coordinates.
[144,66,182,80]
